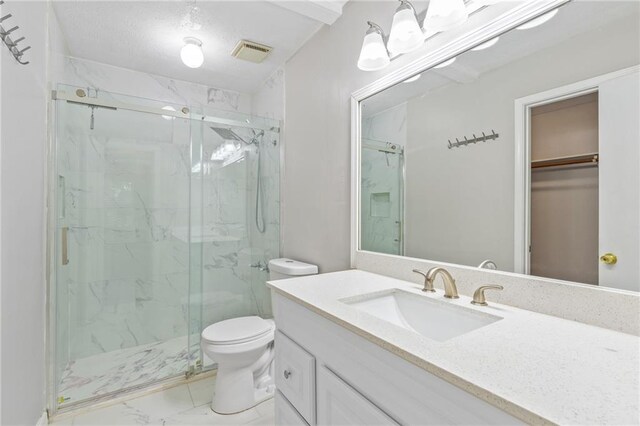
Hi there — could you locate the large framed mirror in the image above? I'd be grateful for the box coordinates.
[354,0,640,292]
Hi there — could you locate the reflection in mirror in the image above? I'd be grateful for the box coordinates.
[359,1,640,292]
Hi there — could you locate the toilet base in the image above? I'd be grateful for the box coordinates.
[211,366,275,414]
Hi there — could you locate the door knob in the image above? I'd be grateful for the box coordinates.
[600,253,617,265]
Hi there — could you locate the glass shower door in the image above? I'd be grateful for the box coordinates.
[53,88,198,407]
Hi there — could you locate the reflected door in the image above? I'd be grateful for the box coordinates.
[598,71,640,291]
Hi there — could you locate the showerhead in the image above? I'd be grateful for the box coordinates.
[210,127,264,145]
[210,127,245,142]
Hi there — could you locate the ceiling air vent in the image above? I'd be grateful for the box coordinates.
[231,40,273,63]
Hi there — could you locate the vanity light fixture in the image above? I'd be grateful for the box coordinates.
[423,0,468,32]
[181,37,204,68]
[357,22,391,71]
[434,57,456,68]
[403,74,421,83]
[387,0,424,55]
[471,36,500,51]
[516,9,558,30]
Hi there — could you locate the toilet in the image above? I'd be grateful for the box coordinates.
[201,258,318,414]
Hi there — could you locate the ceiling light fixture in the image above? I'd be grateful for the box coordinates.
[181,37,204,68]
[403,74,421,83]
[471,36,500,51]
[387,0,424,55]
[423,0,468,32]
[357,22,390,71]
[516,9,558,30]
[434,57,456,69]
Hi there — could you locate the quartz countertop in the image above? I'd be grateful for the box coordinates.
[267,269,640,425]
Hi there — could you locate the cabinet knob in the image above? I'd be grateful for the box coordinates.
[600,253,617,265]
[283,369,291,379]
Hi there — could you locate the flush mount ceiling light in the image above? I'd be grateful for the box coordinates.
[516,9,558,30]
[434,57,456,69]
[357,22,391,71]
[471,36,500,51]
[403,74,421,83]
[181,37,204,68]
[387,0,424,55]
[424,0,468,32]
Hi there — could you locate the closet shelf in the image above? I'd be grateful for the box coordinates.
[531,152,598,170]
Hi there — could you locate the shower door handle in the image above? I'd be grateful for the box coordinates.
[62,226,69,265]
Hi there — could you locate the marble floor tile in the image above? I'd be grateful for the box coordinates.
[52,379,276,426]
[161,404,262,426]
[187,376,217,407]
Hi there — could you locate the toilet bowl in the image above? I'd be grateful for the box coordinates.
[201,258,318,414]
[201,316,276,414]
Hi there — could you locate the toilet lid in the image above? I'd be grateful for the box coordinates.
[202,316,274,345]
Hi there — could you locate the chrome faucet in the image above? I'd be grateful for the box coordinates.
[426,267,459,299]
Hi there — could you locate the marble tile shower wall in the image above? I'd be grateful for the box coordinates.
[361,104,407,255]
[54,57,282,365]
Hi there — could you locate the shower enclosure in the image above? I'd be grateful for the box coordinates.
[360,139,404,256]
[49,85,280,412]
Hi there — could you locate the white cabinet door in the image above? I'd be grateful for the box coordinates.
[275,391,309,426]
[317,365,399,426]
[599,71,640,291]
[275,331,316,424]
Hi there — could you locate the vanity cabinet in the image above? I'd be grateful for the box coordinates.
[272,293,522,426]
[317,365,399,425]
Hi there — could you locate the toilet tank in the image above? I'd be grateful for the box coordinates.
[269,258,318,280]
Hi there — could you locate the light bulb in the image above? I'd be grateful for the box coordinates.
[181,37,204,68]
[357,22,390,71]
[403,74,421,83]
[434,57,456,69]
[423,0,468,33]
[471,37,500,51]
[387,1,424,55]
[516,9,558,30]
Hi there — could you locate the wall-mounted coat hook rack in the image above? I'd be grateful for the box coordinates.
[0,2,31,65]
[448,129,499,149]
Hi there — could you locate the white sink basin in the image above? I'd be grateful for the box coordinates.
[342,290,502,342]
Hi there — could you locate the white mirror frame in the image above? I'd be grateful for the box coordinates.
[350,0,570,268]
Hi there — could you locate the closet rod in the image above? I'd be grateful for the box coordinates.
[531,152,598,170]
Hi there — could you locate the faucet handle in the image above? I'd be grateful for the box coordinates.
[471,285,504,306]
[412,269,435,292]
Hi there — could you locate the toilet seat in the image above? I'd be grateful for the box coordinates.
[202,316,274,345]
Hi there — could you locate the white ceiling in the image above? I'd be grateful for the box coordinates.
[52,1,346,94]
[363,0,640,116]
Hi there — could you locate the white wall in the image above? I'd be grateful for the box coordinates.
[282,1,420,272]
[0,0,48,424]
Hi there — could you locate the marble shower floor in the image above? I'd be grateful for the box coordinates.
[51,375,275,425]
[58,336,198,405]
